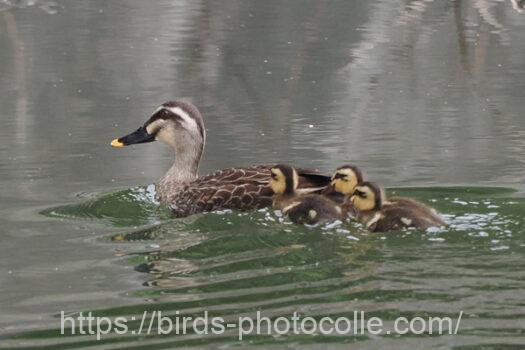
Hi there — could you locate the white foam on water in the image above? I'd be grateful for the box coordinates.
[426,226,446,234]
[490,245,510,251]
[129,184,159,204]
[213,209,233,215]
[324,220,343,230]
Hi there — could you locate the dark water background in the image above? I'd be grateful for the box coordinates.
[1,0,524,348]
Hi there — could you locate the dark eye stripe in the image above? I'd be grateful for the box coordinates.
[161,101,205,139]
[354,189,366,198]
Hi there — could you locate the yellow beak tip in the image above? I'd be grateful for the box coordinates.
[110,139,124,148]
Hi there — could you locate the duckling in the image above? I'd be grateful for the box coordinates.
[351,182,446,232]
[323,164,364,216]
[270,164,345,225]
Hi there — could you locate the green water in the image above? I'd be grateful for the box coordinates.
[2,186,523,349]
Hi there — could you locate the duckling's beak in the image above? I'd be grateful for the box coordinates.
[321,183,336,195]
[330,173,343,186]
[110,127,155,148]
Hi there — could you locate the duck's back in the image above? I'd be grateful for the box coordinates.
[166,165,329,217]
[390,197,446,226]
[285,195,344,225]
[368,205,443,232]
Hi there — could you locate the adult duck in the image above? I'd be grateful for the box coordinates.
[111,100,330,217]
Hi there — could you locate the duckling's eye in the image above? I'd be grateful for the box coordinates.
[355,190,366,198]
[270,173,278,179]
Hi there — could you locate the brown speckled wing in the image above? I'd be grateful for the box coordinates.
[169,165,274,217]
[168,165,330,217]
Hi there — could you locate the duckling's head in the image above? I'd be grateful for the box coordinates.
[111,101,206,155]
[331,164,363,195]
[269,164,299,195]
[351,181,383,211]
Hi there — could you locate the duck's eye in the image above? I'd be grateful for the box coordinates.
[270,173,277,179]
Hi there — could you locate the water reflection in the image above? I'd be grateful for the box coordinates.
[510,0,525,12]
[0,0,58,14]
[338,0,524,186]
[1,0,524,193]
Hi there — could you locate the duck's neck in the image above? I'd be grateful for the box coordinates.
[162,154,199,182]
[156,141,203,202]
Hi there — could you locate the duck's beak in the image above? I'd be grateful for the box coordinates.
[110,127,155,148]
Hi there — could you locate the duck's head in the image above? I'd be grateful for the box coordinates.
[351,181,383,211]
[269,164,299,195]
[330,164,363,195]
[111,101,206,154]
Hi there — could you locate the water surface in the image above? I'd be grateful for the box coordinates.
[1,0,524,349]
